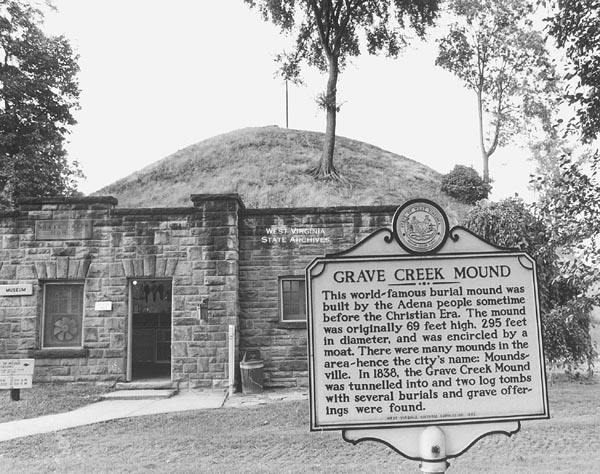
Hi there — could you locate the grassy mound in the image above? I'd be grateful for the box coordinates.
[95,126,469,219]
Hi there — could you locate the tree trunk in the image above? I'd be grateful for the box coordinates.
[482,150,490,184]
[309,56,342,181]
[476,90,491,183]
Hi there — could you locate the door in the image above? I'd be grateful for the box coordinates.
[127,278,172,380]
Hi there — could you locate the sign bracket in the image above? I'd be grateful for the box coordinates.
[342,420,520,463]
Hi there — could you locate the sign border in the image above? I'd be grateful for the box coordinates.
[306,251,549,431]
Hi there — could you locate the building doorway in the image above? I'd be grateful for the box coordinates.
[128,278,172,380]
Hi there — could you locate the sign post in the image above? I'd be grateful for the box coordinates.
[306,200,549,471]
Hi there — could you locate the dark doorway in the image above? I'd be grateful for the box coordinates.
[129,278,172,380]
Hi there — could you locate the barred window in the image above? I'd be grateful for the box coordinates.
[279,277,306,322]
[43,283,84,349]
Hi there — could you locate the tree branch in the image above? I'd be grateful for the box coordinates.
[308,0,332,56]
[332,0,353,56]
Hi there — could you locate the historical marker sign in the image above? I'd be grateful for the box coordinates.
[0,359,34,389]
[306,200,549,432]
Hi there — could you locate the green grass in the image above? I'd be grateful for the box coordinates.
[0,378,598,473]
[1,311,596,472]
[95,126,471,223]
[0,383,110,424]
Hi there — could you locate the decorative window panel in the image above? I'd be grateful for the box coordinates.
[43,283,84,348]
[280,277,306,322]
[131,279,171,314]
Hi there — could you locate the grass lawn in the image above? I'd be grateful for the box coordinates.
[1,311,597,473]
[0,376,598,473]
[0,383,110,424]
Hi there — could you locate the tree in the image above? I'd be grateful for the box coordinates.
[436,0,556,183]
[245,0,441,181]
[464,197,596,372]
[532,146,600,292]
[0,0,81,207]
[546,0,600,143]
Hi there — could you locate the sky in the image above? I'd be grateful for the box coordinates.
[43,0,538,201]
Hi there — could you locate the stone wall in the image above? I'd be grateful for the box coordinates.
[1,193,406,389]
[239,206,395,388]
[0,195,242,388]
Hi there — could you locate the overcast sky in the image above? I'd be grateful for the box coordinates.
[44,0,537,201]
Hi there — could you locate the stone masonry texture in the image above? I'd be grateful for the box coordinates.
[0,194,397,389]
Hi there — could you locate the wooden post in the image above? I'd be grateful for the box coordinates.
[10,388,20,401]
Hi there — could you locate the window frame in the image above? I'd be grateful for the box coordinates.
[278,276,306,324]
[41,281,85,350]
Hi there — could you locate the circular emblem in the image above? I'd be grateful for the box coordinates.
[393,199,448,253]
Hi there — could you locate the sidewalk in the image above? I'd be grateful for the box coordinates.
[0,389,307,443]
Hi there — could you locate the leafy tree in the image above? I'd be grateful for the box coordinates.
[0,0,81,207]
[546,0,600,143]
[463,197,596,371]
[244,0,441,181]
[436,0,556,183]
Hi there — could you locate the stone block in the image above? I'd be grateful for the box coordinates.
[103,349,125,358]
[143,256,156,276]
[108,358,125,374]
[0,323,10,338]
[133,259,143,276]
[110,333,125,348]
[198,358,210,372]
[172,342,187,357]
[90,365,108,375]
[165,258,178,276]
[2,235,19,249]
[105,318,125,331]
[0,265,16,279]
[84,328,99,343]
[56,257,69,279]
[122,259,134,277]
[109,262,125,278]
[17,338,36,350]
[20,318,36,333]
[16,264,37,280]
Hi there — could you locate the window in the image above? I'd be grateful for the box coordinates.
[42,283,84,349]
[279,277,306,322]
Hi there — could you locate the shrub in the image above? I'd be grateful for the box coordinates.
[463,198,596,371]
[441,165,491,204]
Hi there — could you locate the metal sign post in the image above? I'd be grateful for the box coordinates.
[305,199,549,470]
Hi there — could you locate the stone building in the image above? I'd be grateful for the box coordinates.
[0,194,409,389]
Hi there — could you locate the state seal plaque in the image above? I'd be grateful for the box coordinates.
[392,199,448,254]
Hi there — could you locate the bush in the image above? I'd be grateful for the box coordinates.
[441,165,491,204]
[463,198,596,370]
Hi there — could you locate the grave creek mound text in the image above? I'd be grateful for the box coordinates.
[309,257,546,427]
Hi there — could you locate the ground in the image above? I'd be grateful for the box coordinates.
[0,310,597,473]
[0,375,598,473]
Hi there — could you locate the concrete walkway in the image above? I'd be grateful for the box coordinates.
[0,389,307,442]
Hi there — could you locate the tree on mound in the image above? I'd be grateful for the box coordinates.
[245,0,441,182]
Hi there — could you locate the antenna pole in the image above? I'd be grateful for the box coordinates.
[285,79,289,128]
